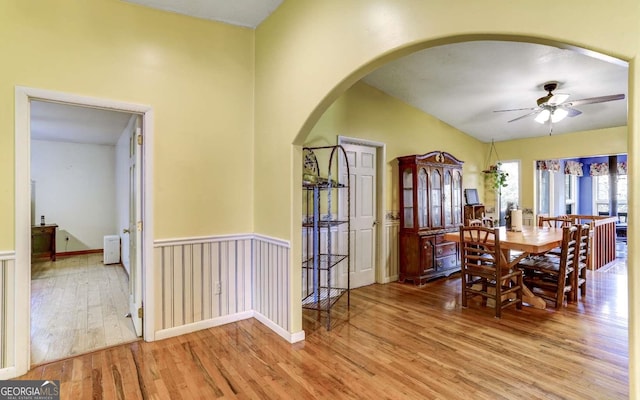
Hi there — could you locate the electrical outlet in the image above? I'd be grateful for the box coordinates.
[214,282,221,295]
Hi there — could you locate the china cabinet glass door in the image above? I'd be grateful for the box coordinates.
[452,170,462,225]
[402,168,414,228]
[443,171,452,226]
[417,168,428,228]
[430,169,442,227]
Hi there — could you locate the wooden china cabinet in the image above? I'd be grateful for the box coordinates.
[397,151,463,284]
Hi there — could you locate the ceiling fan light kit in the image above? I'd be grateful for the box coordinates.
[494,81,625,135]
[535,107,569,124]
[534,109,551,124]
[551,108,568,122]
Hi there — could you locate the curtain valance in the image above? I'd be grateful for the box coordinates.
[589,162,627,176]
[564,160,584,176]
[536,160,560,172]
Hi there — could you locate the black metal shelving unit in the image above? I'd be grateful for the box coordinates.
[302,145,350,330]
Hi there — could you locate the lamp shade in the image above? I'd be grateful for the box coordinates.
[535,107,568,124]
[551,108,568,122]
[535,109,551,124]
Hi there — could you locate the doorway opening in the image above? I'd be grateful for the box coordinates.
[29,101,141,365]
[14,87,154,375]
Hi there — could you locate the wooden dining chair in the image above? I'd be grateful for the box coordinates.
[616,213,628,243]
[468,216,494,227]
[459,226,523,318]
[572,223,591,301]
[537,215,576,257]
[617,212,628,223]
[518,225,578,309]
[481,216,494,228]
[538,215,575,228]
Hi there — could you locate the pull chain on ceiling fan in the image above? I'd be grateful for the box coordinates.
[494,81,625,135]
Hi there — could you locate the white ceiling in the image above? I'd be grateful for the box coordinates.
[121,0,283,28]
[31,2,628,146]
[31,101,134,145]
[363,40,628,143]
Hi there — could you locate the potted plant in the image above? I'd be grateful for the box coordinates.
[482,140,510,225]
[484,162,509,191]
[483,162,509,225]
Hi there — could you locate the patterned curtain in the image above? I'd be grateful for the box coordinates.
[564,160,584,176]
[589,162,627,176]
[618,161,627,175]
[589,162,608,176]
[536,160,560,172]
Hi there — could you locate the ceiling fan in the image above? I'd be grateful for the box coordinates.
[494,81,625,134]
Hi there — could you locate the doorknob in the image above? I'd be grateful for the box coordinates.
[123,228,130,234]
[372,221,378,227]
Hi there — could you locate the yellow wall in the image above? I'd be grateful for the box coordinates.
[306,82,486,209]
[0,0,255,247]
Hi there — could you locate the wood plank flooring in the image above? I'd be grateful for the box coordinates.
[31,254,138,365]
[19,257,628,399]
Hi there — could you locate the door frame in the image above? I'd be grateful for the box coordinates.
[14,86,155,376]
[337,136,387,283]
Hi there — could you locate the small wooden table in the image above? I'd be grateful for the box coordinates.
[444,225,565,309]
[31,224,58,261]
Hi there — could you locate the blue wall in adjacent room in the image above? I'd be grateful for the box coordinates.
[573,154,627,215]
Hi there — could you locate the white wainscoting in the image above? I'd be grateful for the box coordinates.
[0,252,15,375]
[153,234,297,342]
[253,235,291,335]
[383,221,400,282]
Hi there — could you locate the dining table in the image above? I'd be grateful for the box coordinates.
[444,225,566,309]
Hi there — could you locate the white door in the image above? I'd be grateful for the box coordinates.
[340,143,377,288]
[128,122,143,336]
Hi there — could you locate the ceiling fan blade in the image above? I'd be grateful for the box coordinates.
[547,93,569,105]
[565,94,625,107]
[493,107,537,113]
[565,107,582,117]
[507,110,540,123]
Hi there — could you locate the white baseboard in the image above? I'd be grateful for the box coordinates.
[254,311,305,343]
[154,311,254,341]
[154,312,305,344]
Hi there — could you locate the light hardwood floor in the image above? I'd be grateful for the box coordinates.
[20,256,627,399]
[31,254,138,365]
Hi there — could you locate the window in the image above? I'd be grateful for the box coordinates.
[618,175,628,213]
[537,169,552,215]
[593,175,609,214]
[593,174,627,214]
[499,160,520,218]
[565,174,577,214]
